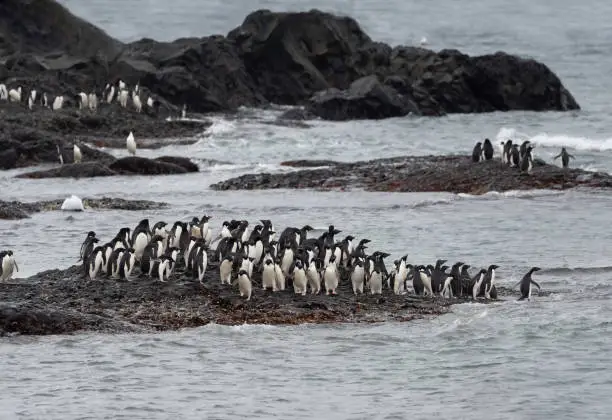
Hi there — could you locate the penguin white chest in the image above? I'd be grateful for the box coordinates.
[238,274,252,300]
[324,264,339,295]
[262,264,277,291]
[369,271,383,295]
[274,264,285,290]
[219,260,232,284]
[351,265,365,294]
[306,263,321,294]
[293,269,308,295]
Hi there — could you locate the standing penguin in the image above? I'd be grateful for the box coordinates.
[350,257,366,295]
[510,144,521,167]
[472,142,483,163]
[219,254,234,285]
[237,269,252,300]
[519,141,531,160]
[472,269,487,299]
[126,131,137,155]
[73,143,82,163]
[79,231,97,262]
[482,138,494,160]
[262,258,277,291]
[323,255,340,295]
[554,147,575,169]
[520,146,534,174]
[306,258,322,294]
[503,140,513,165]
[118,248,137,281]
[517,267,542,301]
[292,260,308,296]
[0,250,18,282]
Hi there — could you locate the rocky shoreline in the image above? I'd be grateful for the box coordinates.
[1,0,579,125]
[210,155,612,194]
[0,261,524,336]
[0,197,168,220]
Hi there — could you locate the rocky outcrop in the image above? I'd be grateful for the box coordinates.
[0,260,524,336]
[210,156,612,194]
[0,2,579,123]
[0,197,168,219]
[16,155,199,178]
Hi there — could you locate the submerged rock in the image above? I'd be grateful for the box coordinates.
[0,1,579,126]
[0,197,168,219]
[210,155,612,194]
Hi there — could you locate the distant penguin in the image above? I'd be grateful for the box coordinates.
[0,84,7,100]
[118,89,129,108]
[293,260,308,296]
[52,95,64,111]
[517,267,542,301]
[88,246,105,280]
[132,91,142,113]
[323,255,339,295]
[520,146,534,174]
[510,144,520,167]
[554,147,575,169]
[394,256,409,295]
[0,250,18,282]
[118,248,137,281]
[472,268,487,299]
[181,104,187,119]
[219,255,233,285]
[237,269,252,300]
[482,138,494,160]
[118,79,126,90]
[79,231,97,262]
[419,266,434,296]
[126,131,137,155]
[519,141,531,160]
[157,256,174,282]
[27,89,36,110]
[274,257,286,291]
[350,257,366,295]
[88,93,98,112]
[472,142,483,163]
[106,84,115,104]
[369,268,383,295]
[73,143,82,163]
[78,92,88,110]
[262,259,277,291]
[502,140,513,165]
[8,86,22,103]
[306,259,321,294]
[483,264,499,299]
[195,247,208,284]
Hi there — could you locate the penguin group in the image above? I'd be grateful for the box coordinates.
[70,131,137,164]
[473,138,535,174]
[77,216,542,302]
[0,79,159,114]
[0,250,19,282]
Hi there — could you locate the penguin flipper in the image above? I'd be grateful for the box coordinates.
[531,280,542,290]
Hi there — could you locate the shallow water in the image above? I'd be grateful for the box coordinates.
[1,0,612,418]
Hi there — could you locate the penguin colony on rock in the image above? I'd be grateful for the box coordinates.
[472,138,576,172]
[77,217,543,302]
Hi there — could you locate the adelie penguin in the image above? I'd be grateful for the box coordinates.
[502,140,513,165]
[0,250,19,282]
[516,267,542,301]
[520,145,534,174]
[472,142,483,162]
[237,269,252,301]
[554,147,575,169]
[482,138,494,160]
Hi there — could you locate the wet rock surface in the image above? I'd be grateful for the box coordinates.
[0,262,525,336]
[0,1,578,126]
[0,105,210,170]
[211,156,612,193]
[0,197,168,220]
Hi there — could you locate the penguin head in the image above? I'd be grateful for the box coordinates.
[92,238,100,243]
[354,258,364,267]
[265,259,273,266]
[329,255,337,264]
[201,215,211,223]
[484,138,491,145]
[191,217,200,225]
[238,269,249,277]
[301,225,314,232]
[453,261,464,268]
[488,264,500,271]
[344,235,355,241]
[531,266,541,272]
[475,141,482,147]
[507,139,513,146]
[87,231,96,237]
[128,248,135,253]
[440,265,449,272]
[295,260,303,269]
[461,264,470,270]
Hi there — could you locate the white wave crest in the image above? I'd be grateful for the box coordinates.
[496,127,612,151]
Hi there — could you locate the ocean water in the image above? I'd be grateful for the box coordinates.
[1,0,612,418]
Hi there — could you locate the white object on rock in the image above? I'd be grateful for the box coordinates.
[61,195,85,211]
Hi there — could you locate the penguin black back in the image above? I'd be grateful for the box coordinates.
[482,138,494,160]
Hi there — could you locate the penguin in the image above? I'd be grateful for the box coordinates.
[78,92,88,110]
[8,86,22,103]
[169,221,189,251]
[510,144,520,167]
[517,267,542,301]
[101,242,115,274]
[88,92,98,112]
[118,248,137,281]
[306,258,322,294]
[73,143,82,163]
[519,141,531,160]
[132,91,142,113]
[292,260,308,296]
[219,254,233,285]
[108,247,126,278]
[274,257,286,291]
[164,247,180,275]
[369,267,383,295]
[79,231,97,262]
[132,219,151,262]
[483,264,499,299]
[472,142,482,163]
[0,84,7,100]
[262,258,277,291]
[449,261,464,297]
[195,247,208,284]
[0,251,18,282]
[350,257,366,295]
[472,269,487,299]
[27,89,36,110]
[419,266,434,296]
[280,243,294,277]
[554,147,575,169]
[240,256,255,280]
[52,95,64,111]
[323,255,339,295]
[118,89,129,108]
[126,131,137,155]
[520,146,534,174]
[157,256,174,282]
[459,264,472,296]
[441,274,454,298]
[237,269,252,300]
[482,138,494,160]
[88,246,105,280]
[502,140,513,165]
[411,265,424,295]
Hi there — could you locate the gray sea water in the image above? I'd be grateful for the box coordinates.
[1,0,612,418]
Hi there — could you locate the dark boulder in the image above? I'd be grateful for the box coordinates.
[109,156,190,175]
[156,156,199,172]
[16,162,116,179]
[307,75,421,120]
